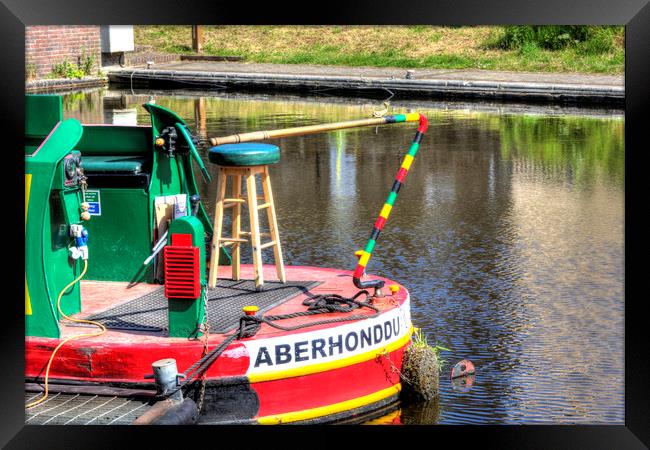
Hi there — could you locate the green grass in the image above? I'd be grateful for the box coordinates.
[412,327,450,372]
[135,26,624,75]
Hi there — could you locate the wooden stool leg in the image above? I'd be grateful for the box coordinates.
[208,168,227,288]
[246,170,264,290]
[261,166,286,283]
[231,174,242,280]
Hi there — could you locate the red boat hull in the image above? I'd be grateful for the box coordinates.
[25,265,413,424]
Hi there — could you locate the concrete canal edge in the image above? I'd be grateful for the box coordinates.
[26,76,108,93]
[107,65,624,105]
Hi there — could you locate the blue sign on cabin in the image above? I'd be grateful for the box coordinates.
[85,190,101,216]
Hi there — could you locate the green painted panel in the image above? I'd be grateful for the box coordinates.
[27,119,83,161]
[25,185,83,336]
[42,190,82,320]
[77,126,152,155]
[84,189,153,283]
[25,95,62,139]
[151,151,183,193]
[175,122,211,183]
[25,117,84,338]
[143,103,187,128]
[82,155,147,174]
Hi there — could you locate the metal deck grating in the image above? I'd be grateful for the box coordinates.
[76,279,321,334]
[25,392,152,425]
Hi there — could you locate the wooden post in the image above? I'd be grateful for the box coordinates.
[193,97,206,137]
[208,168,227,288]
[246,170,264,290]
[231,174,242,281]
[261,166,286,283]
[191,25,204,53]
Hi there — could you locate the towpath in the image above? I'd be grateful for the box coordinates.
[107,61,624,104]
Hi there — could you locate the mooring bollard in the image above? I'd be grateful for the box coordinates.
[147,358,184,403]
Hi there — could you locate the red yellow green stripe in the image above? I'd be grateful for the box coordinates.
[353,114,429,283]
[379,203,392,219]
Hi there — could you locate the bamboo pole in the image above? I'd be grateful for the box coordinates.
[209,114,421,146]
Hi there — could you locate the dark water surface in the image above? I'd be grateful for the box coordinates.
[63,88,624,424]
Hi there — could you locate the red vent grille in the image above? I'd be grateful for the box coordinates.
[164,245,200,299]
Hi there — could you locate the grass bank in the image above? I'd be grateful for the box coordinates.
[135,26,624,75]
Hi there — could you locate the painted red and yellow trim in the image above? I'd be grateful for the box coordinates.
[353,113,429,283]
[257,383,402,424]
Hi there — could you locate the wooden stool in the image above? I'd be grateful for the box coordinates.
[207,143,286,290]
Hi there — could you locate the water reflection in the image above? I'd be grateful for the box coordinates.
[365,398,442,425]
[62,88,624,424]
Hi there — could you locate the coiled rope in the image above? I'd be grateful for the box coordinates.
[169,290,379,400]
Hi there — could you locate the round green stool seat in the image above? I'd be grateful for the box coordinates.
[208,143,280,166]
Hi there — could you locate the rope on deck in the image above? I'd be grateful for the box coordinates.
[170,290,379,399]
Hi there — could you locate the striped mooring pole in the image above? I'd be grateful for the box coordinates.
[352,113,429,293]
[208,111,429,294]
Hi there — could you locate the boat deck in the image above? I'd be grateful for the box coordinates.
[25,391,153,425]
[25,264,410,424]
[76,278,320,335]
[59,264,398,343]
[26,264,407,384]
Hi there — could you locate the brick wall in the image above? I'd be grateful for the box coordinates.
[26,26,102,79]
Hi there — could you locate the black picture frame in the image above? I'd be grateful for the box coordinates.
[2,1,647,448]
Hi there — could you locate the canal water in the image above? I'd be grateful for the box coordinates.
[62,88,624,424]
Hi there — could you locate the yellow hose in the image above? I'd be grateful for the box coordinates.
[26,259,106,409]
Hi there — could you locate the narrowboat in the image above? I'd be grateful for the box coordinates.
[24,94,428,424]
